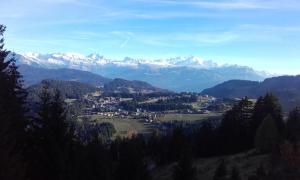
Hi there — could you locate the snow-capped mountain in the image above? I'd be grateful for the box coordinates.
[17,52,220,69]
[14,52,269,92]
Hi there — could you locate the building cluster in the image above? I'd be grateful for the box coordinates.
[80,92,219,124]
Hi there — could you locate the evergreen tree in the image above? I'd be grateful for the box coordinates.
[219,97,254,153]
[83,136,113,180]
[115,135,150,180]
[252,93,284,136]
[286,107,300,142]
[28,88,74,180]
[169,127,188,161]
[229,166,242,180]
[251,96,265,137]
[213,160,228,180]
[173,149,197,180]
[255,115,280,153]
[255,164,267,179]
[197,121,218,157]
[0,24,27,180]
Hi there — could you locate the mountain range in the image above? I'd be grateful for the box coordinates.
[202,76,300,112]
[27,79,100,102]
[104,78,170,94]
[18,64,111,87]
[14,52,269,92]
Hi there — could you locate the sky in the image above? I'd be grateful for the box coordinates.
[1,0,300,74]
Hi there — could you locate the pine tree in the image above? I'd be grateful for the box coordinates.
[173,149,197,180]
[263,93,284,134]
[252,93,284,135]
[0,25,27,180]
[219,97,254,153]
[115,136,150,180]
[286,107,300,142]
[29,88,73,180]
[84,136,113,180]
[255,115,280,153]
[229,166,242,180]
[213,160,228,180]
[251,97,265,136]
[197,121,218,157]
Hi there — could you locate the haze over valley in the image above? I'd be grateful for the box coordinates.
[15,52,268,92]
[2,0,300,180]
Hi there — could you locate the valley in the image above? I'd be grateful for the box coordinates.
[2,1,300,179]
[15,53,267,92]
[52,81,225,137]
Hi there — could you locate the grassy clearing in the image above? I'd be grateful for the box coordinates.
[89,115,151,137]
[152,150,270,180]
[65,99,77,104]
[157,113,222,122]
[81,112,222,137]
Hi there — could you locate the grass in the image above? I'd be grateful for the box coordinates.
[157,113,222,122]
[65,99,77,104]
[81,112,222,137]
[152,150,270,180]
[89,115,151,137]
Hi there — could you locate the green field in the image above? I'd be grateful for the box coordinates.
[80,112,222,137]
[88,115,152,137]
[152,150,270,180]
[157,113,222,122]
[65,99,77,103]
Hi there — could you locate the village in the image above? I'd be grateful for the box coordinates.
[78,91,230,125]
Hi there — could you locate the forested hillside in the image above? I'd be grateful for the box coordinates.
[104,78,170,94]
[18,64,111,86]
[27,79,99,100]
[202,76,300,111]
[1,25,300,180]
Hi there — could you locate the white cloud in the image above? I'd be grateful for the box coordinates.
[134,0,300,10]
[240,24,300,32]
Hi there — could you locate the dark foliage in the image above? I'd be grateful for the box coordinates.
[19,64,111,86]
[213,160,228,180]
[286,107,300,142]
[229,166,242,180]
[173,149,197,180]
[27,79,99,100]
[219,97,255,154]
[104,78,169,94]
[2,24,300,180]
[0,25,27,180]
[255,115,280,153]
[120,100,192,112]
[202,77,300,112]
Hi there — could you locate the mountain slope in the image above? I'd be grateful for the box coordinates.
[19,64,171,95]
[202,75,300,111]
[104,78,170,94]
[15,53,268,92]
[19,64,111,86]
[27,79,99,102]
[201,80,260,98]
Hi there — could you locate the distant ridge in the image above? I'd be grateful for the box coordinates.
[27,79,99,101]
[19,63,172,95]
[104,78,170,94]
[15,52,268,92]
[202,75,300,111]
[18,64,111,86]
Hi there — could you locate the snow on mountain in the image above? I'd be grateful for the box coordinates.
[17,52,221,69]
[14,52,269,92]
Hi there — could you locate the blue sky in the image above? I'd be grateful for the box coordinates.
[1,0,300,74]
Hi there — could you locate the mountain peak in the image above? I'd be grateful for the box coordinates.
[16,52,269,92]
[23,52,41,58]
[19,52,223,69]
[52,52,86,60]
[87,53,103,60]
